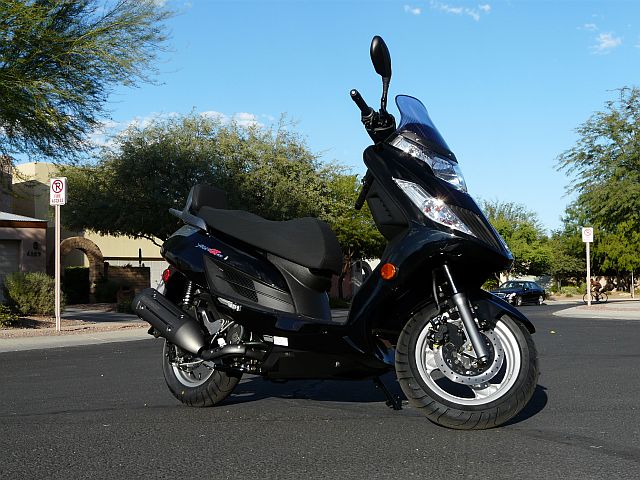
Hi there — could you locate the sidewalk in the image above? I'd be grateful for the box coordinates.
[0,306,148,353]
[552,297,640,321]
[1,299,639,353]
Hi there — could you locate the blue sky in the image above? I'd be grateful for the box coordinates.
[101,0,639,232]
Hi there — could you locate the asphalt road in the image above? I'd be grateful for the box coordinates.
[1,304,639,480]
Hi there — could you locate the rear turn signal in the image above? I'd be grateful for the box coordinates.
[380,263,397,280]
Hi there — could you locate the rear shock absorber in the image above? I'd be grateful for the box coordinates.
[182,280,194,308]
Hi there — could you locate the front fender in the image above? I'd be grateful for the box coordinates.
[470,290,536,334]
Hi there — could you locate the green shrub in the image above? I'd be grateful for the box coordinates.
[482,278,499,291]
[94,277,125,303]
[329,297,350,309]
[3,272,63,316]
[116,301,133,314]
[62,267,90,304]
[558,285,582,297]
[0,304,18,327]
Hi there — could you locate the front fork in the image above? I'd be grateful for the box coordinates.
[442,265,491,364]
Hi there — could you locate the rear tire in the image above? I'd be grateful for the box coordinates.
[162,341,241,407]
[396,307,538,430]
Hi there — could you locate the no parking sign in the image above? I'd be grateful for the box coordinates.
[49,177,67,206]
[582,226,594,306]
[50,177,67,331]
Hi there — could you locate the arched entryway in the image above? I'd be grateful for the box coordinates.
[60,237,104,295]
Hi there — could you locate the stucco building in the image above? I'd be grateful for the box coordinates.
[0,162,165,295]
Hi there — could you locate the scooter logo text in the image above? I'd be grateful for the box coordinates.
[196,243,228,260]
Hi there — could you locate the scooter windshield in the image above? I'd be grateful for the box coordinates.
[393,95,453,158]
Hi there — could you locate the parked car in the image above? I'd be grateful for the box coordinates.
[491,281,546,306]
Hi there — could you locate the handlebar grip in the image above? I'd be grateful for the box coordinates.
[354,171,373,210]
[350,89,372,116]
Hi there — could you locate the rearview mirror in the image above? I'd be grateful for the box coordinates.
[370,36,392,80]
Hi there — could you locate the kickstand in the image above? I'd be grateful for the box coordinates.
[373,376,402,411]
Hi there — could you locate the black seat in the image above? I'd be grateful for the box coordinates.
[189,184,229,210]
[197,207,343,275]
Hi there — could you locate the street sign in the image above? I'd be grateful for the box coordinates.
[582,227,594,307]
[50,177,67,206]
[49,177,67,331]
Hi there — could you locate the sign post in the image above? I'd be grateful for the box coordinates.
[50,178,67,331]
[582,227,594,307]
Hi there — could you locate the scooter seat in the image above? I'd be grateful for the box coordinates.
[197,207,343,275]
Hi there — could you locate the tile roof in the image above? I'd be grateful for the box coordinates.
[0,211,47,222]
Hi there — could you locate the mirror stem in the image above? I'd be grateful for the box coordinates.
[381,77,390,113]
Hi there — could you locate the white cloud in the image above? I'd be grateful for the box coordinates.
[88,110,267,148]
[404,5,422,15]
[591,32,622,54]
[201,111,262,128]
[87,119,122,148]
[429,1,491,22]
[582,23,598,31]
[232,112,260,128]
[200,110,227,122]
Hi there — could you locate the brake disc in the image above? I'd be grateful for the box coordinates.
[434,329,504,385]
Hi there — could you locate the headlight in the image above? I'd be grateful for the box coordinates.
[393,178,475,237]
[390,136,468,192]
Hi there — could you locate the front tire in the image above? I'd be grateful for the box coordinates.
[396,307,538,429]
[162,341,241,407]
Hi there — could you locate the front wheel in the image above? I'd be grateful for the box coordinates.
[396,308,538,429]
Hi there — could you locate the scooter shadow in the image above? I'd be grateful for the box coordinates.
[225,374,549,426]
[225,371,404,406]
[503,384,548,426]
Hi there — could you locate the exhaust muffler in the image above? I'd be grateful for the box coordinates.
[132,288,206,355]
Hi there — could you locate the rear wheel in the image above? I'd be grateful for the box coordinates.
[514,295,523,307]
[162,341,241,407]
[396,306,538,429]
[537,295,544,306]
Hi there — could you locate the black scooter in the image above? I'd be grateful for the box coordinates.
[133,36,538,430]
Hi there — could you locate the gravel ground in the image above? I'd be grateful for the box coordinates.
[0,303,145,339]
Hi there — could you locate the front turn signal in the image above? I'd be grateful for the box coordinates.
[380,263,397,280]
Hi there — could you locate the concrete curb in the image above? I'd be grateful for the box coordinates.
[0,327,150,353]
[2,301,638,353]
[553,304,640,321]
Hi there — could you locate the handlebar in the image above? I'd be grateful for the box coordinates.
[350,88,396,144]
[355,170,373,210]
[350,89,373,117]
